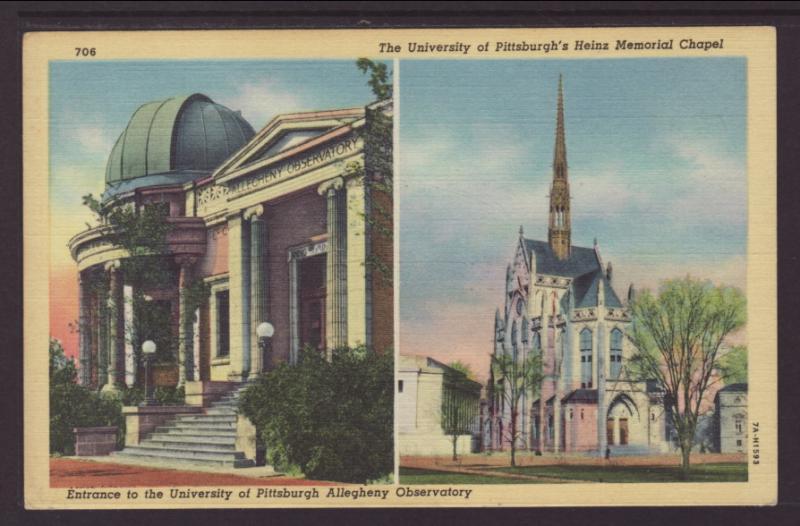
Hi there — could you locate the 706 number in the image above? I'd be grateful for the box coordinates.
[75,47,96,57]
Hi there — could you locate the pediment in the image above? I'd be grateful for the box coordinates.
[213,107,365,180]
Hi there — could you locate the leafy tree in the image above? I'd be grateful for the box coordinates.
[448,360,477,381]
[81,195,210,370]
[356,58,393,289]
[238,346,393,483]
[356,58,392,101]
[491,349,543,467]
[441,369,480,460]
[627,277,746,478]
[49,338,124,454]
[718,345,747,385]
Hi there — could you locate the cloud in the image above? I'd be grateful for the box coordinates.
[219,81,307,129]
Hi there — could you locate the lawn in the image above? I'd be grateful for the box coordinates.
[399,467,551,485]
[490,462,748,483]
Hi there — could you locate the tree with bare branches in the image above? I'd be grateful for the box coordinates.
[626,277,746,478]
[491,350,543,467]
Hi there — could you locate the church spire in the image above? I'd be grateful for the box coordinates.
[548,74,571,260]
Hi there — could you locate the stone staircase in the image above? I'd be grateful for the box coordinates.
[112,385,256,468]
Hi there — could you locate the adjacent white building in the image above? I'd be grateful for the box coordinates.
[398,355,481,456]
[714,383,748,453]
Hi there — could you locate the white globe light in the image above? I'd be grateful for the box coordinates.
[142,340,157,355]
[256,322,274,338]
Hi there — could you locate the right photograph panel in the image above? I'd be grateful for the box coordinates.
[398,58,748,484]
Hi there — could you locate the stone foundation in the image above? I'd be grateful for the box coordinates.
[74,426,119,456]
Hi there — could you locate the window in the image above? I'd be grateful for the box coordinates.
[569,408,573,421]
[735,419,743,434]
[398,380,404,393]
[216,290,230,357]
[610,329,623,379]
[736,440,742,447]
[580,328,592,388]
[580,409,584,420]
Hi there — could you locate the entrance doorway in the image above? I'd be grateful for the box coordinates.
[298,254,326,352]
[619,418,629,445]
[607,419,614,445]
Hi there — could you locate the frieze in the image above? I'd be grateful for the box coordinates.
[227,136,360,200]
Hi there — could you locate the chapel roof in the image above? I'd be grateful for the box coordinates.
[524,238,623,308]
[104,93,255,200]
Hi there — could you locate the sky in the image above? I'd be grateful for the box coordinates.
[49,59,385,359]
[398,58,747,381]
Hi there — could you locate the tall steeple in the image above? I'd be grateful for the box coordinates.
[548,75,571,260]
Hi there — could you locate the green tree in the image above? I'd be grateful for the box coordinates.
[355,58,394,287]
[718,345,747,385]
[356,58,392,101]
[82,195,210,368]
[491,349,543,467]
[238,346,393,483]
[448,360,477,381]
[49,338,123,454]
[441,369,480,461]
[627,277,746,479]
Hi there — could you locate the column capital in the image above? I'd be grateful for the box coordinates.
[317,176,344,196]
[104,259,121,272]
[244,204,265,221]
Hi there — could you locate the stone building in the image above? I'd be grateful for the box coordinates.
[398,355,482,456]
[69,93,393,397]
[714,383,748,453]
[484,77,671,456]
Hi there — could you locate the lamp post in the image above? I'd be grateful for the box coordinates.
[256,322,274,375]
[142,340,157,406]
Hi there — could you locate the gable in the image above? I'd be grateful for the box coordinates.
[253,128,330,161]
[212,107,365,180]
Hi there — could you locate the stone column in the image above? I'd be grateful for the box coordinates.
[103,260,124,392]
[345,176,368,347]
[318,177,347,353]
[245,205,266,375]
[226,214,249,382]
[78,273,91,386]
[177,256,197,386]
[96,275,109,389]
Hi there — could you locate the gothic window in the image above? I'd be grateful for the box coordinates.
[580,328,592,388]
[610,328,623,379]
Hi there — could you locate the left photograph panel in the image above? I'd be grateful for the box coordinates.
[47,59,394,486]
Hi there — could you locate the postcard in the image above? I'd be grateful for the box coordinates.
[23,26,776,508]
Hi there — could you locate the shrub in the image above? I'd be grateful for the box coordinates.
[49,339,124,455]
[238,346,393,483]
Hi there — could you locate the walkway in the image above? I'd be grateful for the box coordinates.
[51,458,336,487]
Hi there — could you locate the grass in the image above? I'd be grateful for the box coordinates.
[490,462,748,483]
[399,467,551,485]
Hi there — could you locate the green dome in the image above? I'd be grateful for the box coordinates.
[105,93,255,185]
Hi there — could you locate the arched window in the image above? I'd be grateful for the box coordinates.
[610,328,623,379]
[580,328,593,388]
